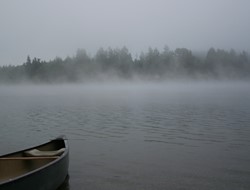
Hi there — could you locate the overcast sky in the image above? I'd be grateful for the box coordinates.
[1,0,250,65]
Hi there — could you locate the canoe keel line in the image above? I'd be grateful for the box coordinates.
[0,136,69,190]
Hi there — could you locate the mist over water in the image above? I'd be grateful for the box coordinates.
[0,82,250,189]
[1,47,250,84]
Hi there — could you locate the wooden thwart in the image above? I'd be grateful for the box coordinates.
[0,156,59,160]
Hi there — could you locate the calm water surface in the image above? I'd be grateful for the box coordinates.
[0,82,250,190]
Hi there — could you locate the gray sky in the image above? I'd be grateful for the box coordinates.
[1,0,250,65]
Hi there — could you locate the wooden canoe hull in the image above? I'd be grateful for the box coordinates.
[0,137,69,190]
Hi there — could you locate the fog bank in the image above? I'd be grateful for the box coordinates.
[0,47,250,84]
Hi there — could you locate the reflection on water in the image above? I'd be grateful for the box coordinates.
[57,175,70,190]
[0,83,250,190]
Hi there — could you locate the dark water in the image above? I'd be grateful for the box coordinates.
[0,82,250,190]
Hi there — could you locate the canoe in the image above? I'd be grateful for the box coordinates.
[0,136,69,190]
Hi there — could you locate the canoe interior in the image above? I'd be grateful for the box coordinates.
[0,139,66,183]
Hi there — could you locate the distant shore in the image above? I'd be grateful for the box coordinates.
[0,47,249,84]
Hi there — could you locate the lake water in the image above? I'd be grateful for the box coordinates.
[0,82,250,190]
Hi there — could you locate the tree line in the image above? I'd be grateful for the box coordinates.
[0,46,249,83]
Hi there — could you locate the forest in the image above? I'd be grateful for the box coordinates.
[0,47,249,83]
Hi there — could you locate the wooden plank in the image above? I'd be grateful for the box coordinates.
[0,156,59,160]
